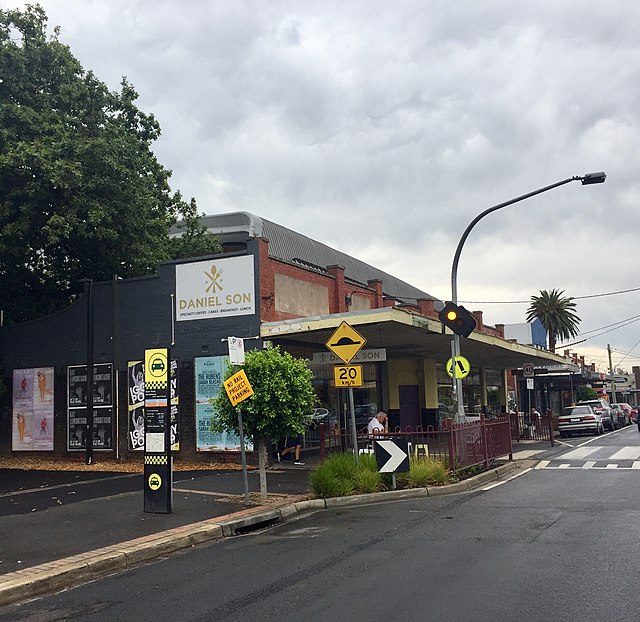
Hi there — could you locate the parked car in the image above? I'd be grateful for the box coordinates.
[558,405,603,437]
[610,403,632,427]
[577,399,615,431]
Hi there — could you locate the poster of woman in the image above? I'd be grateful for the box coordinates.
[12,368,54,451]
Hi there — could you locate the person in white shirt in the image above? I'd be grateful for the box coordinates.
[367,412,388,435]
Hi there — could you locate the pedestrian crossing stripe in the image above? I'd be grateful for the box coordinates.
[146,380,167,391]
[145,455,168,465]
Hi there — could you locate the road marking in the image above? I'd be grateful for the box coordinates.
[481,467,532,490]
[561,446,600,460]
[609,447,640,460]
[633,461,640,469]
[605,464,618,469]
[535,460,550,469]
[558,464,571,469]
[512,450,545,459]
[583,461,596,469]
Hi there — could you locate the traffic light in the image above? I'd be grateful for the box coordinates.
[438,302,477,338]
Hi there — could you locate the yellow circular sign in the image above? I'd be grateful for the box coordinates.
[148,473,162,491]
[147,351,168,379]
[446,356,471,379]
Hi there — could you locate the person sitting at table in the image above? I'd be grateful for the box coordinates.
[367,412,388,435]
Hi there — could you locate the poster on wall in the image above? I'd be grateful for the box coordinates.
[194,356,251,452]
[67,364,113,451]
[127,359,180,451]
[12,368,54,451]
[175,255,255,321]
[68,364,113,407]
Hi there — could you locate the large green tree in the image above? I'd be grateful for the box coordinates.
[526,289,581,353]
[0,5,220,323]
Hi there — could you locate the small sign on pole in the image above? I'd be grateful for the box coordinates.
[333,365,363,387]
[223,369,254,406]
[228,337,245,365]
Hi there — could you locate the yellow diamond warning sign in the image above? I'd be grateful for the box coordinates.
[326,321,367,365]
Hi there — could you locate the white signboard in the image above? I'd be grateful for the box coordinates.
[228,337,246,365]
[312,348,387,365]
[175,255,255,321]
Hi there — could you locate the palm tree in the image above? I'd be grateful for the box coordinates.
[526,289,581,353]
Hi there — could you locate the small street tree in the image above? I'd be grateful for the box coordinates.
[526,289,581,353]
[212,346,317,498]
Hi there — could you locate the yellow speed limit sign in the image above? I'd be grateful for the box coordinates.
[446,356,471,379]
[333,365,363,387]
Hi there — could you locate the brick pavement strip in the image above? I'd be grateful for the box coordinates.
[0,462,520,607]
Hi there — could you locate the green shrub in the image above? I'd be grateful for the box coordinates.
[405,457,449,487]
[353,462,384,494]
[310,452,358,498]
[311,451,384,497]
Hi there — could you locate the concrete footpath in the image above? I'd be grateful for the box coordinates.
[0,445,550,607]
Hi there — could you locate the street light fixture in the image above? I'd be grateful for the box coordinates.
[449,172,606,422]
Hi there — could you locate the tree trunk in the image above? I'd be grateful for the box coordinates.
[257,435,268,500]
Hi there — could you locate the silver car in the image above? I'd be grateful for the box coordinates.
[558,405,603,437]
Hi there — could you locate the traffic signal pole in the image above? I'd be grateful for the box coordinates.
[449,173,606,424]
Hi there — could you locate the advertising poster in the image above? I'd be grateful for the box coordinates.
[12,367,54,451]
[68,407,114,449]
[128,359,180,451]
[67,363,113,451]
[195,356,251,452]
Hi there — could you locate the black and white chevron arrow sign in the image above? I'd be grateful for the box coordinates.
[374,439,410,473]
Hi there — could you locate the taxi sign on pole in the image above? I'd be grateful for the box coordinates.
[446,355,471,379]
[333,365,363,387]
[326,321,367,364]
[223,369,254,407]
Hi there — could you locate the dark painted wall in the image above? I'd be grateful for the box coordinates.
[0,243,261,461]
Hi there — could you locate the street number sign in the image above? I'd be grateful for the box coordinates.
[333,365,363,387]
[446,355,471,379]
[326,321,367,364]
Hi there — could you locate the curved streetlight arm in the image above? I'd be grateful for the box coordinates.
[448,171,605,423]
[451,176,585,303]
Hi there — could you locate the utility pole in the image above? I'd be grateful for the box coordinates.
[607,344,616,404]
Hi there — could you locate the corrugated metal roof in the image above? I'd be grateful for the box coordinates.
[200,211,439,304]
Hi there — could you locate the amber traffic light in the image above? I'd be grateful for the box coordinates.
[438,302,477,338]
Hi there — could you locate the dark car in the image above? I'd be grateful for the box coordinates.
[610,404,632,427]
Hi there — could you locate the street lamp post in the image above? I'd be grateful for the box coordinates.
[450,172,606,422]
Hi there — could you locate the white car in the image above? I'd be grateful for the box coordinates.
[558,405,603,437]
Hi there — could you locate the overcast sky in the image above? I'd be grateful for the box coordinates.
[6,0,640,373]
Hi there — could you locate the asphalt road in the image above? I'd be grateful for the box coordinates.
[3,428,640,621]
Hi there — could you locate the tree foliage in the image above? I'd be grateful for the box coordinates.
[576,386,598,402]
[525,289,581,353]
[0,5,221,323]
[212,346,317,443]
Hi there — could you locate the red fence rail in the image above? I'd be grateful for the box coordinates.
[316,416,513,473]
